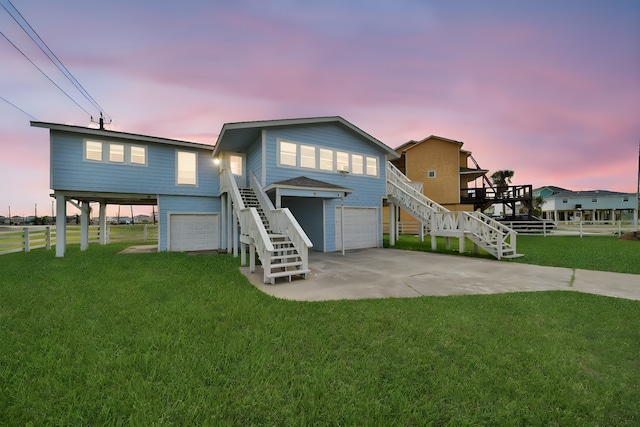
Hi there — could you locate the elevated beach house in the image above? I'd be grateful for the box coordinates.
[33,117,520,283]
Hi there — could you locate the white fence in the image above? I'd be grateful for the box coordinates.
[0,224,156,255]
[383,220,636,238]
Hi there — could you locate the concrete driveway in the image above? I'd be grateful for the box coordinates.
[240,248,640,301]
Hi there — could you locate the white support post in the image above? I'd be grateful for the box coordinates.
[23,227,30,252]
[389,202,396,246]
[431,235,437,251]
[46,226,51,250]
[232,207,238,257]
[445,237,451,250]
[418,221,424,242]
[99,203,107,245]
[241,242,246,265]
[143,223,147,242]
[458,236,465,253]
[227,194,233,254]
[80,201,89,251]
[220,193,227,250]
[395,205,400,242]
[55,194,66,257]
[249,243,256,273]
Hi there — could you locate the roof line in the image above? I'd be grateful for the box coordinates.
[30,121,214,150]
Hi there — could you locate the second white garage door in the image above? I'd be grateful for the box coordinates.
[335,207,378,250]
[169,214,219,252]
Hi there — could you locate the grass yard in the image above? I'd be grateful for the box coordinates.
[385,234,640,275]
[1,244,639,425]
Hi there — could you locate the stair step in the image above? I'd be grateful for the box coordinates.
[271,261,303,269]
[271,254,301,262]
[266,269,311,283]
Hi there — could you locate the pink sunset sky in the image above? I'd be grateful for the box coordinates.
[1,0,639,218]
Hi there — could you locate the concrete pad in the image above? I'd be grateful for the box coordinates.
[573,269,640,300]
[117,245,158,254]
[241,248,576,301]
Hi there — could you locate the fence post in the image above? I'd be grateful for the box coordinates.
[23,227,30,252]
[579,220,583,238]
[144,224,147,242]
[543,221,547,237]
[46,226,51,250]
[618,220,621,236]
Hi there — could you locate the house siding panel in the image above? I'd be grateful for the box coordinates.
[50,131,217,196]
[262,124,387,251]
[246,136,263,185]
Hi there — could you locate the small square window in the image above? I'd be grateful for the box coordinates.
[110,144,124,162]
[131,146,146,165]
[428,170,436,178]
[592,198,598,203]
[562,198,568,203]
[336,151,349,172]
[85,140,102,161]
[351,154,363,174]
[280,141,297,166]
[366,156,378,176]
[623,196,629,202]
[319,148,333,171]
[300,145,316,169]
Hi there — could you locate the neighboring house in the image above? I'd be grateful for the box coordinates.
[535,187,638,222]
[385,135,532,228]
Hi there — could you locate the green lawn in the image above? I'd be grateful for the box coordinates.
[1,243,639,425]
[385,234,640,274]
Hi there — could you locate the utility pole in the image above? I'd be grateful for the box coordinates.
[8,205,11,225]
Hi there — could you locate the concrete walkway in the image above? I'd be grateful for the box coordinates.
[241,248,640,301]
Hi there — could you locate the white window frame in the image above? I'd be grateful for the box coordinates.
[85,140,103,162]
[428,170,436,178]
[319,148,334,171]
[131,145,147,165]
[176,150,197,186]
[336,151,349,173]
[351,154,363,175]
[300,144,316,169]
[366,156,378,176]
[279,141,298,167]
[109,143,125,163]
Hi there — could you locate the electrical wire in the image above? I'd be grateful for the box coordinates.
[0,0,112,121]
[0,29,94,117]
[0,94,39,120]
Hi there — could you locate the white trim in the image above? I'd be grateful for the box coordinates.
[83,138,148,167]
[176,150,198,186]
[261,129,267,186]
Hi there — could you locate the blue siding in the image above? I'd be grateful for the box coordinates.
[261,123,387,251]
[246,136,263,185]
[282,197,324,251]
[50,131,218,196]
[158,195,221,250]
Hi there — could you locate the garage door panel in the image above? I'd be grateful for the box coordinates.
[170,214,219,252]
[336,207,378,250]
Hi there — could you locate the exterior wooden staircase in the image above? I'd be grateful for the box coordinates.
[386,162,522,259]
[239,188,310,284]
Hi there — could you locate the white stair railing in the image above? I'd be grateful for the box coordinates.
[220,168,274,271]
[250,173,313,272]
[386,161,519,259]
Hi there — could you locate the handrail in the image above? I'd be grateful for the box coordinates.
[238,207,274,252]
[220,168,245,210]
[250,172,275,221]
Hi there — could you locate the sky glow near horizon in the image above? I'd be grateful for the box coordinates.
[0,0,639,217]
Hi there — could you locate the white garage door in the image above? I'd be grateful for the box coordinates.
[335,207,378,250]
[169,214,219,252]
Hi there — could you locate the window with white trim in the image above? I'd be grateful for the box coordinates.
[280,141,297,166]
[85,140,103,161]
[319,148,333,171]
[428,170,436,178]
[623,196,629,202]
[131,146,146,165]
[366,156,378,176]
[177,151,197,185]
[110,144,125,162]
[336,151,349,172]
[351,154,363,175]
[300,144,316,169]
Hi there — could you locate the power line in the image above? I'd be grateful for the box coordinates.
[0,0,112,121]
[0,94,39,120]
[0,29,94,117]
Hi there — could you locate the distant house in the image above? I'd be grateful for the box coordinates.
[535,187,638,222]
